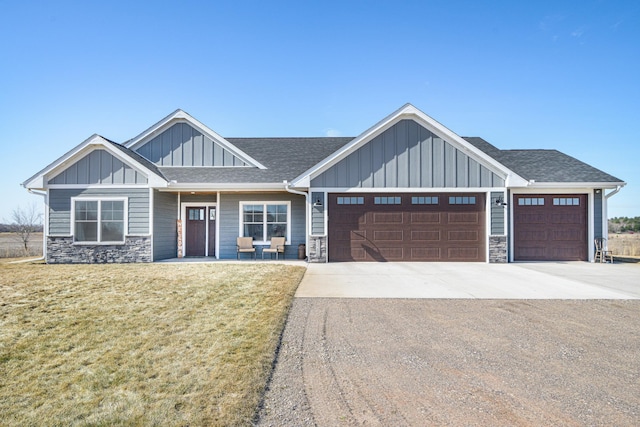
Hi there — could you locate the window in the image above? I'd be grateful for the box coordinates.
[449,196,476,205]
[412,196,439,205]
[518,197,545,206]
[336,196,364,205]
[553,197,580,206]
[374,196,401,205]
[240,202,290,243]
[73,198,126,243]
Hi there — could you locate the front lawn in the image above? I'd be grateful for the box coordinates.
[0,262,305,426]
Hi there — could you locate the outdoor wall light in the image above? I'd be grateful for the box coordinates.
[495,196,507,206]
[313,198,323,207]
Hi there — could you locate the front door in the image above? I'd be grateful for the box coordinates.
[185,206,216,257]
[186,207,206,256]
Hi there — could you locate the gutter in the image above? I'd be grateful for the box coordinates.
[27,189,47,262]
[283,180,309,259]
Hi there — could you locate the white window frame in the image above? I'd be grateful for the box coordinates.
[70,197,128,244]
[238,201,291,244]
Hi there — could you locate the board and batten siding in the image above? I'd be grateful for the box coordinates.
[594,190,603,238]
[48,188,150,236]
[311,191,325,235]
[153,191,178,260]
[48,149,147,185]
[311,120,505,189]
[218,192,306,259]
[490,191,506,235]
[135,122,247,167]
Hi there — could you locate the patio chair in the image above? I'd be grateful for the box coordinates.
[594,238,614,263]
[262,237,286,260]
[236,237,256,260]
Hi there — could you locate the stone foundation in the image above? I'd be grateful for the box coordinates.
[308,236,326,263]
[47,236,152,264]
[489,235,508,263]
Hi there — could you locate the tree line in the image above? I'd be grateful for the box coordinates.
[609,217,640,233]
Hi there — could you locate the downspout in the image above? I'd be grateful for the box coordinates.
[27,189,47,262]
[283,180,309,259]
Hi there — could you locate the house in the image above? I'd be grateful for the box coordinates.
[23,104,625,263]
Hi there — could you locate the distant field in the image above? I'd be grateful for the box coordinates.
[0,232,43,258]
[608,233,640,257]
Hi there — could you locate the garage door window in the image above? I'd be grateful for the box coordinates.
[374,196,401,205]
[337,196,364,205]
[518,197,545,206]
[553,197,580,206]
[412,196,439,205]
[449,196,476,205]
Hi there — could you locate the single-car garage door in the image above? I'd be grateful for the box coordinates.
[328,193,485,262]
[514,194,587,261]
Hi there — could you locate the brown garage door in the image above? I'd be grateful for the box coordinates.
[514,194,587,261]
[328,193,485,262]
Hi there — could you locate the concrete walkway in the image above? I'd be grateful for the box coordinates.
[296,262,640,299]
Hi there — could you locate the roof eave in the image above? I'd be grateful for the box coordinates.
[511,181,627,189]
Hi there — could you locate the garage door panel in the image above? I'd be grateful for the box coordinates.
[448,212,479,223]
[373,230,403,241]
[514,194,587,261]
[328,193,485,262]
[411,230,441,241]
[448,231,479,241]
[373,212,403,223]
[410,212,440,223]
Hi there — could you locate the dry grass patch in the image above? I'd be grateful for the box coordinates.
[0,262,305,426]
[609,233,640,257]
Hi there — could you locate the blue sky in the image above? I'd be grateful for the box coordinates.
[1,0,638,222]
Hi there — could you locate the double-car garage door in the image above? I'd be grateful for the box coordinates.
[328,193,486,262]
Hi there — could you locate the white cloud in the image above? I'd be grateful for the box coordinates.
[325,128,342,137]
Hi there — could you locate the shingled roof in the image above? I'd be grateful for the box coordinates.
[463,137,623,183]
[158,137,355,184]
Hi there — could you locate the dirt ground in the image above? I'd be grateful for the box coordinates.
[257,298,640,426]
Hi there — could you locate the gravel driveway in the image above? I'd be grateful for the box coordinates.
[257,298,640,426]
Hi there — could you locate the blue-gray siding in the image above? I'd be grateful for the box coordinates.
[48,188,150,236]
[218,192,305,259]
[594,190,603,238]
[48,149,147,185]
[311,120,505,189]
[153,191,178,260]
[311,191,324,235]
[135,122,247,167]
[490,191,505,235]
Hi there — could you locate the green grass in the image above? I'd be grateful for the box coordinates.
[0,262,305,426]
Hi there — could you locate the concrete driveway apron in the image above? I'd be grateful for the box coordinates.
[295,262,640,299]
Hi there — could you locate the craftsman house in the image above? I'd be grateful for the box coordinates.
[23,104,625,263]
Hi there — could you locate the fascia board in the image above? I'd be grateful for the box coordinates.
[125,109,267,170]
[162,182,286,191]
[514,181,628,189]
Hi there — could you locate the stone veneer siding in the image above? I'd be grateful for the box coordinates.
[489,235,507,263]
[47,236,152,264]
[308,236,326,263]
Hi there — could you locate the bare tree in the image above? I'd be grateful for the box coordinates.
[8,203,43,255]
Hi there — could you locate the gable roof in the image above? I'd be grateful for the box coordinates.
[290,103,530,188]
[23,134,168,190]
[464,137,624,185]
[124,109,267,170]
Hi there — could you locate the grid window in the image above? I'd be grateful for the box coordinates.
[374,196,401,205]
[73,199,125,243]
[449,196,476,205]
[337,196,364,205]
[553,197,580,206]
[411,196,439,205]
[518,198,545,206]
[241,202,289,242]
